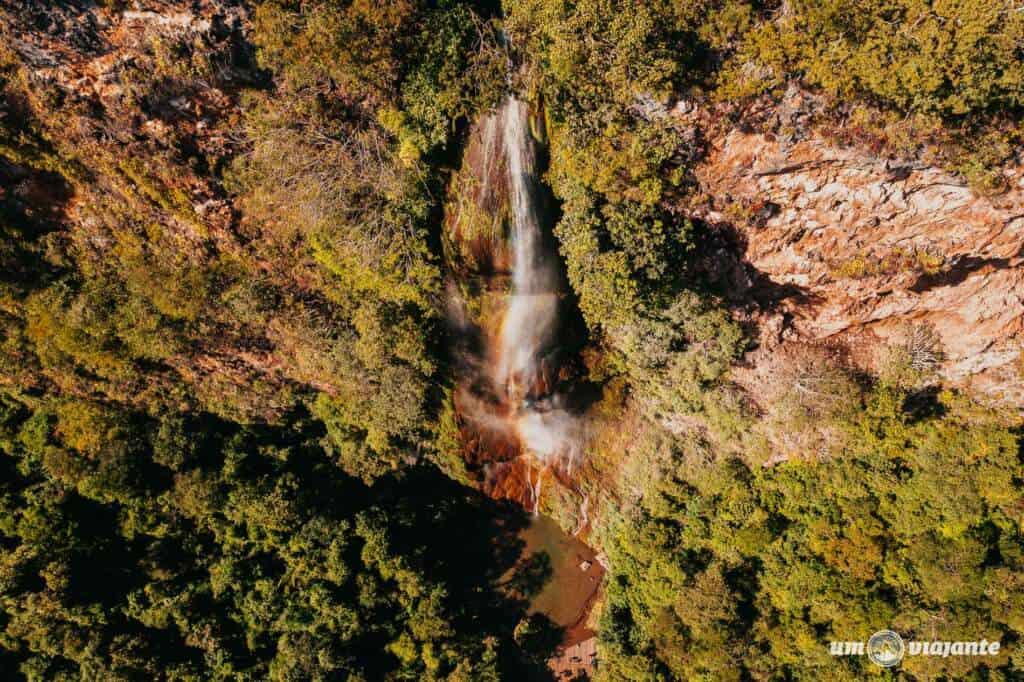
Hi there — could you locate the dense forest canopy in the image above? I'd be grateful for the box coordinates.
[1,0,1023,680]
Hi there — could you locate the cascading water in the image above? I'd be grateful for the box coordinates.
[496,98,559,400]
[496,98,581,478]
[447,96,584,514]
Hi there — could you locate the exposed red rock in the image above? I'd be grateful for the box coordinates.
[688,91,1024,407]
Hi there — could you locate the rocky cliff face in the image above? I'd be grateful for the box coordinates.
[5,1,254,246]
[688,91,1024,408]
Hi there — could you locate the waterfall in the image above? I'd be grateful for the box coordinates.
[447,96,585,510]
[531,465,543,516]
[496,97,581,469]
[573,493,589,536]
[496,97,560,403]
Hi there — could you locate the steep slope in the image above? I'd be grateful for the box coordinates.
[689,88,1024,408]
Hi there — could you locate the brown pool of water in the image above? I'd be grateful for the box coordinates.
[503,513,604,646]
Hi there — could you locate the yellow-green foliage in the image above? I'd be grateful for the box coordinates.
[829,247,946,280]
[0,400,527,679]
[950,125,1020,195]
[53,399,123,458]
[550,116,687,208]
[253,0,419,101]
[720,0,1024,118]
[232,97,441,458]
[232,113,440,309]
[253,0,504,152]
[506,0,698,108]
[24,283,137,385]
[427,389,472,488]
[600,387,1023,680]
[148,33,215,85]
[617,293,746,416]
[116,158,198,224]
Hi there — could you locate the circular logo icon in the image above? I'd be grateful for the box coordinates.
[867,630,905,667]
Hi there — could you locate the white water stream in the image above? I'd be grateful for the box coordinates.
[494,98,581,509]
[496,98,560,401]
